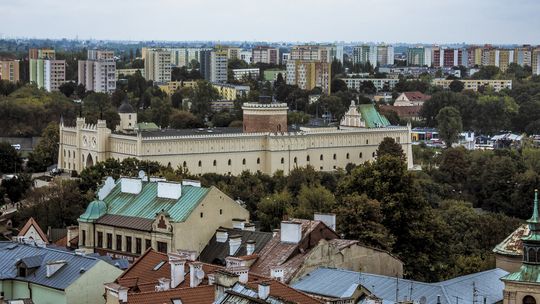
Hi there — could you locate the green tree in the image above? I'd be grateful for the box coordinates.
[292,185,336,219]
[0,173,32,203]
[27,122,60,172]
[169,110,203,129]
[257,191,293,231]
[0,142,21,174]
[436,106,462,148]
[449,80,464,93]
[59,81,77,97]
[376,137,404,160]
[190,81,220,118]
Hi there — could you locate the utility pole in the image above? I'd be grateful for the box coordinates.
[473,282,478,304]
[395,276,399,303]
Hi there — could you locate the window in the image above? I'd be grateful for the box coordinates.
[198,161,202,167]
[116,235,122,251]
[106,233,112,249]
[213,160,217,166]
[372,152,376,157]
[220,209,223,215]
[153,260,166,271]
[126,236,132,253]
[529,248,537,263]
[294,157,297,163]
[281,157,284,164]
[366,139,369,144]
[346,153,350,159]
[157,241,168,253]
[18,266,27,277]
[257,158,260,164]
[320,154,324,161]
[242,159,246,165]
[307,155,310,162]
[359,152,363,158]
[200,212,204,218]
[82,230,86,246]
[136,238,142,254]
[228,159,231,166]
[183,161,187,167]
[97,232,103,248]
[333,154,337,160]
[524,296,536,304]
[396,137,400,143]
[145,239,152,250]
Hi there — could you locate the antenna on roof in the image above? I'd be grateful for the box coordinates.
[473,282,478,304]
[395,275,399,303]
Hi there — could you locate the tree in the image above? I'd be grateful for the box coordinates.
[292,185,336,219]
[171,91,183,108]
[334,194,395,250]
[449,80,464,92]
[190,81,220,118]
[0,142,21,174]
[27,122,60,172]
[0,173,32,203]
[257,191,293,231]
[436,106,462,148]
[59,81,76,97]
[111,89,127,107]
[169,110,203,129]
[376,137,404,159]
[75,83,87,99]
[331,78,347,93]
[474,95,518,135]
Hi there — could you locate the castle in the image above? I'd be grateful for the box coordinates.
[57,101,413,175]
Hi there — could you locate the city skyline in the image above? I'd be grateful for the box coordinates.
[2,0,540,44]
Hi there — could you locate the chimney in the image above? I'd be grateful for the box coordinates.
[156,278,171,291]
[258,283,270,300]
[214,270,240,301]
[246,240,256,255]
[168,253,186,288]
[208,273,215,285]
[120,178,142,194]
[66,225,79,248]
[216,229,228,243]
[189,262,204,287]
[177,249,197,261]
[182,179,201,187]
[46,260,67,278]
[272,229,280,237]
[118,286,128,303]
[437,295,441,304]
[314,213,336,231]
[229,235,242,255]
[157,181,182,199]
[243,223,255,231]
[232,218,246,230]
[270,267,284,282]
[97,176,116,200]
[232,266,249,284]
[280,221,302,244]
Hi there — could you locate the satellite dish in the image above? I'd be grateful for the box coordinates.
[196,269,205,280]
[420,296,427,304]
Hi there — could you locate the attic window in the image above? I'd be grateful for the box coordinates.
[153,261,166,271]
[18,266,27,277]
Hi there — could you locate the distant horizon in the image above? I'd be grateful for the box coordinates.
[1,0,539,45]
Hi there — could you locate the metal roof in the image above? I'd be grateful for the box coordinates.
[0,241,104,290]
[292,267,508,304]
[95,214,154,231]
[358,104,390,128]
[84,179,210,222]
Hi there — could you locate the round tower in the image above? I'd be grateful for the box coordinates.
[117,99,137,132]
[242,103,288,133]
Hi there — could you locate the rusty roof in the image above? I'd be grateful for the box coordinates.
[493,224,528,256]
[127,284,215,304]
[379,105,423,118]
[401,91,431,101]
[95,214,154,232]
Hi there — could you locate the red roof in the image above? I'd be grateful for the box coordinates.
[380,105,423,118]
[18,217,49,244]
[402,91,431,101]
[127,285,215,304]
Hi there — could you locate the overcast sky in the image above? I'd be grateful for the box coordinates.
[2,0,539,44]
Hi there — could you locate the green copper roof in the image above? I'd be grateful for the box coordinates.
[80,179,210,223]
[137,122,159,131]
[523,190,540,242]
[501,264,540,283]
[79,200,107,221]
[358,104,390,128]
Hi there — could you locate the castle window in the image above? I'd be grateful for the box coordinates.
[366,139,369,144]
[524,296,536,304]
[183,161,187,167]
[129,114,131,119]
[198,161,202,167]
[307,155,310,162]
[97,232,103,248]
[228,159,232,166]
[242,159,246,165]
[281,157,284,164]
[213,160,217,166]
[360,152,363,158]
[320,155,324,161]
[145,239,152,250]
[346,153,350,159]
[200,212,204,218]
[372,152,376,158]
[333,154,337,160]
[257,158,260,164]
[294,157,297,163]
[116,235,122,251]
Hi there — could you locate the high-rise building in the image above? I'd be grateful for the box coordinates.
[533,48,540,76]
[240,50,252,64]
[286,60,331,94]
[290,45,339,63]
[498,49,515,72]
[199,50,212,81]
[433,47,465,68]
[29,48,66,92]
[252,46,280,65]
[0,60,20,82]
[467,46,483,67]
[406,46,432,67]
[78,50,116,93]
[143,49,172,83]
[352,45,378,66]
[210,49,228,83]
[376,45,394,66]
[225,47,241,60]
[514,46,532,67]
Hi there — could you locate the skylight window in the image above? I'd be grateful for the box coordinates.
[153,260,166,271]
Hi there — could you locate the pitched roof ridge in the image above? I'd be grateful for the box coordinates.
[18,217,49,244]
[118,248,163,279]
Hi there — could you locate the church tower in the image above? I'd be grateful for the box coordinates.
[502,190,540,304]
[117,98,137,132]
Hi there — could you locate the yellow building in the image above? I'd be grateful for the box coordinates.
[115,68,144,80]
[0,60,20,82]
[212,83,250,100]
[158,80,197,95]
[286,60,331,94]
[432,79,512,92]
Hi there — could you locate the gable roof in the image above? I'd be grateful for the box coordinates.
[493,224,527,256]
[358,104,390,128]
[82,178,211,222]
[199,227,273,265]
[18,218,49,244]
[250,219,340,283]
[401,91,431,102]
[379,105,423,119]
[292,267,508,304]
[0,241,105,290]
[127,284,215,304]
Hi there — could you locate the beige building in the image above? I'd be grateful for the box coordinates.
[286,60,331,94]
[78,50,116,93]
[0,60,20,82]
[115,68,144,80]
[213,82,250,100]
[57,102,412,175]
[144,48,172,83]
[432,78,512,92]
[158,80,197,95]
[78,176,250,260]
[533,48,540,76]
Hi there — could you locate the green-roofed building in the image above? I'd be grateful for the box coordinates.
[501,190,540,303]
[78,176,249,261]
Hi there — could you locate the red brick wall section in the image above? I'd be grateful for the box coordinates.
[243,113,287,133]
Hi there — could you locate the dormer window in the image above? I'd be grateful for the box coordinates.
[18,266,27,277]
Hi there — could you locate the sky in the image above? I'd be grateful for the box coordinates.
[1,0,540,44]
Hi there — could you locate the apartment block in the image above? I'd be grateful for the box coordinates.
[340,78,400,92]
[432,79,512,92]
[290,45,337,63]
[29,49,65,92]
[212,83,250,100]
[286,60,331,94]
[407,47,432,66]
[433,47,465,68]
[78,50,116,93]
[144,49,172,83]
[211,49,228,83]
[232,68,260,81]
[377,45,395,66]
[533,48,540,75]
[0,60,20,82]
[252,46,280,65]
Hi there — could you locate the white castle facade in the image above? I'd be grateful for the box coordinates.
[58,102,413,175]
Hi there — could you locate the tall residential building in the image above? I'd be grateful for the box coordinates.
[29,49,66,92]
[533,48,540,76]
[467,46,483,67]
[210,49,228,83]
[200,50,212,81]
[498,49,515,72]
[286,60,331,94]
[240,50,252,64]
[290,45,338,63]
[0,60,20,82]
[352,45,378,66]
[144,48,172,83]
[225,47,241,60]
[406,46,432,66]
[514,46,532,67]
[433,47,465,68]
[377,45,395,66]
[78,50,116,93]
[252,46,280,65]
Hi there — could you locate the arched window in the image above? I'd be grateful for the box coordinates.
[320,155,324,161]
[529,248,537,263]
[333,154,337,160]
[281,157,284,164]
[64,150,67,157]
[346,153,350,159]
[256,158,260,164]
[129,114,132,119]
[372,152,376,158]
[183,161,187,167]
[307,155,310,162]
[198,161,202,167]
[523,296,536,304]
[359,152,363,158]
[294,157,297,163]
[213,160,217,166]
[228,159,232,166]
[242,159,246,165]
[366,139,369,144]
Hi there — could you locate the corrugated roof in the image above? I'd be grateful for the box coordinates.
[199,227,273,265]
[0,241,103,290]
[95,214,154,231]
[100,179,210,222]
[292,267,508,304]
[358,104,390,128]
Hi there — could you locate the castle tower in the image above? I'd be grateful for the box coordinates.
[117,99,137,132]
[241,103,288,133]
[501,190,540,304]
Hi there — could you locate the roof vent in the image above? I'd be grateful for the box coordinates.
[157,181,182,199]
[120,178,142,194]
[46,260,67,278]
